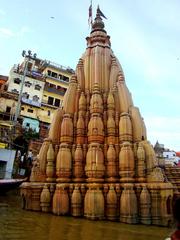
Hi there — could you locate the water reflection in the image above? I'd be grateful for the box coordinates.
[0,190,173,240]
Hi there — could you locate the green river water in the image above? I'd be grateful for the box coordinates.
[0,190,174,240]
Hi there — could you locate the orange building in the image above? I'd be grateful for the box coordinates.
[0,75,8,91]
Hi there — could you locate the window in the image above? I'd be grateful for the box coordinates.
[25,81,31,87]
[11,89,19,94]
[49,83,56,88]
[57,86,66,94]
[27,109,33,113]
[47,96,54,105]
[21,107,24,111]
[22,92,29,99]
[52,71,57,78]
[35,84,41,91]
[62,75,69,82]
[33,95,39,102]
[14,78,21,84]
[27,62,33,71]
[47,70,51,76]
[48,110,51,116]
[26,123,30,127]
[54,98,60,107]
[6,106,11,113]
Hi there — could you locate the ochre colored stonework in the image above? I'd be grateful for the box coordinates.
[21,9,174,226]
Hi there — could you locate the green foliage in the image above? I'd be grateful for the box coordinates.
[13,128,39,153]
[22,127,39,140]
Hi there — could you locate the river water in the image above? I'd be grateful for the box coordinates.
[0,190,174,240]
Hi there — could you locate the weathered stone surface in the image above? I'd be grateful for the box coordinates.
[21,7,174,226]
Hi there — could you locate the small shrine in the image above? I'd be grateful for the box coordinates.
[21,7,174,226]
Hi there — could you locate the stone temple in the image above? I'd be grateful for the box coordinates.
[21,8,174,226]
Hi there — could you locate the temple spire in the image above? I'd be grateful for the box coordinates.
[92,5,106,31]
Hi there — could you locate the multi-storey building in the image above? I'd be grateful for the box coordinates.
[7,58,45,132]
[1,55,74,146]
[36,61,74,138]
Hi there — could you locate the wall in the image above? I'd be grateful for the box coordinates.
[37,106,55,124]
[8,71,45,106]
[22,117,40,132]
[0,97,17,114]
[0,149,16,179]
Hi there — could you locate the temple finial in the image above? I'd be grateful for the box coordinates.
[92,5,107,31]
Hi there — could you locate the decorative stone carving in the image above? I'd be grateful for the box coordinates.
[119,142,135,183]
[106,144,118,181]
[120,184,138,224]
[140,186,151,225]
[71,185,82,217]
[106,185,117,221]
[136,143,146,182]
[119,113,132,143]
[40,184,51,212]
[52,184,69,215]
[46,143,56,182]
[84,184,104,220]
[60,114,73,144]
[21,7,174,227]
[85,143,105,182]
[73,144,84,181]
[56,143,72,182]
[88,113,104,144]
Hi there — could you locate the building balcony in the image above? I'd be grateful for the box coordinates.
[44,84,66,96]
[12,65,45,82]
[0,91,18,101]
[44,74,69,84]
[41,101,58,109]
[21,97,41,107]
[0,112,22,123]
[40,60,75,74]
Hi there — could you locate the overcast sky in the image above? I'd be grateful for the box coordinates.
[0,0,179,151]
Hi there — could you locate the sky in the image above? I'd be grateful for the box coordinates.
[0,0,179,151]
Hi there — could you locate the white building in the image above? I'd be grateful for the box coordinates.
[0,149,16,179]
[6,58,45,132]
[163,150,180,166]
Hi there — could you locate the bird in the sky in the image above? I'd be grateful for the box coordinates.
[50,16,55,19]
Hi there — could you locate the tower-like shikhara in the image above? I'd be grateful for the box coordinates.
[21,8,173,226]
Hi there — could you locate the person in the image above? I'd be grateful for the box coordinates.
[171,197,180,240]
[27,150,33,167]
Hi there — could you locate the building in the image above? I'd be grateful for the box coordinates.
[21,9,173,227]
[37,61,74,136]
[5,56,74,136]
[7,57,45,132]
[0,54,74,156]
[154,141,180,166]
[0,75,8,91]
[0,148,16,179]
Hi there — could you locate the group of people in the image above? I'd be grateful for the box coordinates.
[16,150,33,177]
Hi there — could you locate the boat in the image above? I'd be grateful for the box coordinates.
[0,178,27,194]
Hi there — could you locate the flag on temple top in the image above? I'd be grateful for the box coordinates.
[97,5,107,19]
[88,1,93,26]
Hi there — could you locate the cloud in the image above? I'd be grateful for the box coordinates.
[0,9,6,15]
[0,27,14,37]
[0,26,31,38]
[17,26,31,37]
[144,116,180,151]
